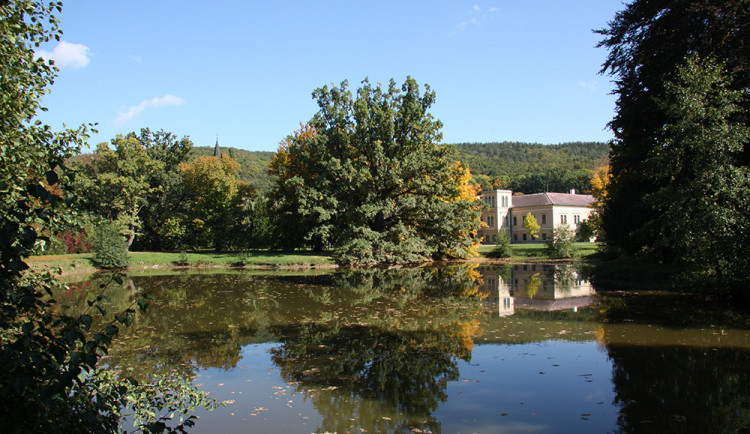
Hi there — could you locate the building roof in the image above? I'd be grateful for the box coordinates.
[511,192,594,208]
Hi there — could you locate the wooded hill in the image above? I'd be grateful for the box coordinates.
[454,141,609,179]
[191,147,276,193]
[196,141,610,194]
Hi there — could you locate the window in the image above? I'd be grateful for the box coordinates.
[522,234,527,241]
[574,214,581,224]
[513,216,517,226]
[542,233,547,241]
[560,214,567,224]
[513,234,518,241]
[487,216,494,227]
[502,196,508,207]
[542,214,547,224]
[491,197,496,207]
[504,216,509,227]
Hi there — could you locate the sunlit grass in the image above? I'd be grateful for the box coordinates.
[476,242,600,259]
[28,250,335,273]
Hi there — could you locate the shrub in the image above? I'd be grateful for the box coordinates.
[546,225,578,259]
[92,222,130,269]
[487,230,512,258]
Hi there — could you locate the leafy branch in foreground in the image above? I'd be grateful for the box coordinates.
[0,1,215,432]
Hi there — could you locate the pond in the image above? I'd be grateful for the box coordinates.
[61,263,750,433]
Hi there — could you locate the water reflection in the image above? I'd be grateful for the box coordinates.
[61,264,750,433]
[476,263,597,316]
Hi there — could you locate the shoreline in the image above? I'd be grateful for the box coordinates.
[27,252,586,278]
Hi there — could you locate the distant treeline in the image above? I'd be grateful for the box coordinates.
[454,141,609,194]
[195,141,610,195]
[191,146,276,193]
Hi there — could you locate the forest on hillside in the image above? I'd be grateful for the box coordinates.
[191,147,276,193]
[195,141,610,195]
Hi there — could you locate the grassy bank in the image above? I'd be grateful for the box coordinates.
[28,250,335,274]
[28,243,600,275]
[476,242,600,259]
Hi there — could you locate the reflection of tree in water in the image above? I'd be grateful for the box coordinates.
[270,264,485,433]
[272,324,467,433]
[91,273,279,380]
[67,264,485,428]
[599,291,750,433]
[606,344,750,433]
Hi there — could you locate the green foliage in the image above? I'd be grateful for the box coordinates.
[91,221,131,269]
[522,212,540,240]
[487,230,512,258]
[179,155,256,250]
[0,2,214,431]
[597,0,750,289]
[642,55,750,280]
[269,77,482,264]
[577,217,598,242]
[72,134,165,249]
[191,146,276,194]
[546,225,578,259]
[455,142,609,193]
[175,250,191,266]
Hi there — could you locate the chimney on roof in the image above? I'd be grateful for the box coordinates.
[569,189,576,195]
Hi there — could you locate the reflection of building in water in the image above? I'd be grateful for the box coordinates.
[477,264,597,316]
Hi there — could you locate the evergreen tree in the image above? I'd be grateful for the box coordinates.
[597,0,750,283]
[643,55,750,280]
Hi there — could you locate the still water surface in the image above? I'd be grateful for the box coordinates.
[63,263,750,433]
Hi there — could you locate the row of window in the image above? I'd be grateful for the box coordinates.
[486,214,580,227]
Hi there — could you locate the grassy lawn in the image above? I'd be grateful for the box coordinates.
[477,242,600,259]
[28,243,600,275]
[27,250,335,274]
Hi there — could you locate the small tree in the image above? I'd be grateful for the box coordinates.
[91,221,130,269]
[522,212,540,240]
[577,218,598,241]
[546,225,578,259]
[487,230,512,258]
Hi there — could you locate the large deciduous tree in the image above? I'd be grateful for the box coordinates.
[269,77,482,265]
[597,0,750,285]
[74,136,164,249]
[180,154,256,250]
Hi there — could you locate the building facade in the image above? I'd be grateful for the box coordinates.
[478,189,595,243]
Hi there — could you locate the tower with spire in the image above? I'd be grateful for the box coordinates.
[213,136,221,158]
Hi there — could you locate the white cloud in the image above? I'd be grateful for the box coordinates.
[115,95,185,125]
[577,80,598,92]
[458,4,501,28]
[37,41,91,70]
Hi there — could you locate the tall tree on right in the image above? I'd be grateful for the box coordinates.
[597,1,750,284]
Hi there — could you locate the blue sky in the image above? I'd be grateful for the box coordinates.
[37,1,625,152]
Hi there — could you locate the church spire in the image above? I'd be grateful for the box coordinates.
[213,136,221,158]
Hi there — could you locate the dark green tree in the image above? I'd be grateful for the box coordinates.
[642,55,750,281]
[596,0,750,271]
[269,77,483,264]
[131,128,194,251]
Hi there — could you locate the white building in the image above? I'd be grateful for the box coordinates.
[478,189,595,243]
